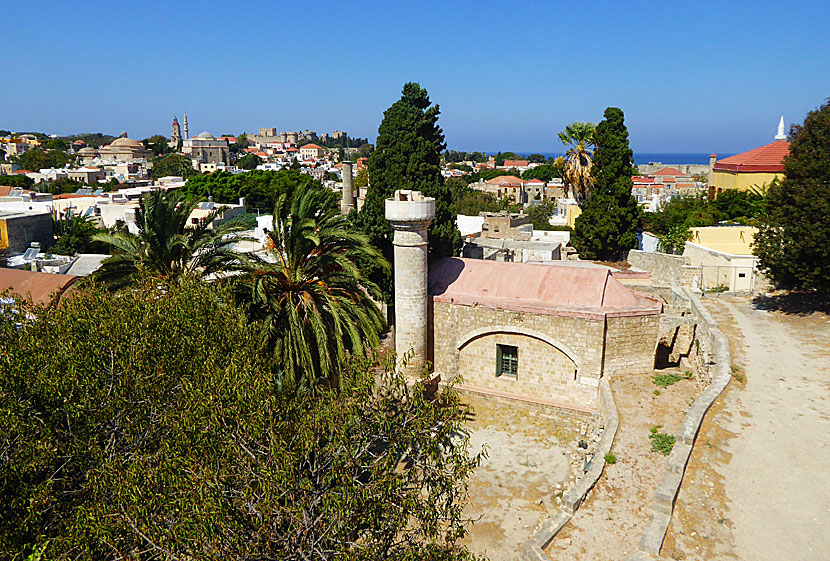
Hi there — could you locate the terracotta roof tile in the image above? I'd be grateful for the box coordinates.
[0,268,80,304]
[714,140,789,173]
[654,167,683,176]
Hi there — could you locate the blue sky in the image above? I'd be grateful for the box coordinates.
[4,0,827,154]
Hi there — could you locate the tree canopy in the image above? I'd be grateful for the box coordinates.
[182,170,320,213]
[0,281,481,560]
[355,82,461,299]
[51,214,109,256]
[12,148,72,171]
[141,134,172,157]
[521,164,561,182]
[150,153,197,179]
[754,100,830,293]
[571,108,640,261]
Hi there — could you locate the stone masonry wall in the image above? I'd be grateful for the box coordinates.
[604,314,660,375]
[457,331,596,409]
[628,250,689,286]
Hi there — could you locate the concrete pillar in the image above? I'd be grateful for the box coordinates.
[385,190,435,377]
[341,161,354,214]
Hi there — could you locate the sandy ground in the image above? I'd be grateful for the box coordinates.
[664,296,830,561]
[459,393,585,560]
[545,371,699,561]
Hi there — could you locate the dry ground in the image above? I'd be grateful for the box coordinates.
[545,371,699,561]
[459,393,586,560]
[662,296,830,561]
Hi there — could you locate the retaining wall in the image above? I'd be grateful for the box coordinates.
[519,377,619,561]
[629,288,733,557]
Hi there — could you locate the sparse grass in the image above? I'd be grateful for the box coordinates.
[604,451,617,465]
[717,517,726,524]
[706,284,729,294]
[730,364,746,383]
[683,370,693,379]
[653,389,661,396]
[652,373,682,388]
[518,458,538,468]
[649,426,676,455]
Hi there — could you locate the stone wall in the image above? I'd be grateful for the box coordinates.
[628,250,688,286]
[431,300,661,412]
[604,315,660,375]
[1,212,53,253]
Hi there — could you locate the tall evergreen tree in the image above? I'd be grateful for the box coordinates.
[571,107,640,261]
[754,100,830,293]
[354,82,461,299]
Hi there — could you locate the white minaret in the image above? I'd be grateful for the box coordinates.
[385,190,435,377]
[183,113,189,140]
[775,116,786,140]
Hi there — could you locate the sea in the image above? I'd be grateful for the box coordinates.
[493,152,735,165]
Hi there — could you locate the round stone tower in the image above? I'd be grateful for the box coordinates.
[341,161,354,214]
[385,190,435,377]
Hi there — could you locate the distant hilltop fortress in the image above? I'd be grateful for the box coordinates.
[249,127,348,145]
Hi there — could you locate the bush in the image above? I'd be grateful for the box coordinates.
[652,373,682,388]
[0,281,480,559]
[649,427,676,455]
[604,452,617,465]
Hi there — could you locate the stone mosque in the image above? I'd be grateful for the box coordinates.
[380,190,663,413]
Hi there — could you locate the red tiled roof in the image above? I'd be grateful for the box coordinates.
[659,176,676,183]
[524,178,545,184]
[429,258,661,320]
[632,176,654,184]
[503,160,529,167]
[0,268,80,305]
[654,167,682,176]
[286,147,299,152]
[714,140,789,173]
[301,144,324,150]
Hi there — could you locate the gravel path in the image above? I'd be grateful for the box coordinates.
[665,297,830,560]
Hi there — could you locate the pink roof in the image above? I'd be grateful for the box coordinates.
[714,139,789,173]
[429,258,661,319]
[503,159,529,167]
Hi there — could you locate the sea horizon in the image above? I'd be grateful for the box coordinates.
[458,152,737,166]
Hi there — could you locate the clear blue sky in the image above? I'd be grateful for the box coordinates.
[4,0,827,154]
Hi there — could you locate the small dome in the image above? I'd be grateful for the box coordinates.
[196,131,215,140]
[78,147,97,154]
[109,137,143,148]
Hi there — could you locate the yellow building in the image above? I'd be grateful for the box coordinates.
[709,118,789,194]
[689,225,757,255]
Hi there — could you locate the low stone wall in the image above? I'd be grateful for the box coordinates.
[629,288,733,557]
[628,249,702,289]
[628,250,688,286]
[520,378,619,561]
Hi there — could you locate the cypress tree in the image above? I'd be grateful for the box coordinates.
[355,82,461,299]
[754,100,830,293]
[571,107,640,261]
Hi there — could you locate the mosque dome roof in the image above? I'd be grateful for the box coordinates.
[196,131,215,140]
[109,137,144,148]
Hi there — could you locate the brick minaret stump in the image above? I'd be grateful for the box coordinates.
[341,161,354,214]
[385,190,435,377]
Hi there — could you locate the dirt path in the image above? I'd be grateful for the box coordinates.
[665,297,830,560]
[545,372,698,561]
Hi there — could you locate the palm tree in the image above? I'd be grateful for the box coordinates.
[235,187,389,389]
[92,190,245,288]
[557,121,596,204]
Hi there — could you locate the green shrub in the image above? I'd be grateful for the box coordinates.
[649,428,676,455]
[604,452,617,465]
[652,373,682,388]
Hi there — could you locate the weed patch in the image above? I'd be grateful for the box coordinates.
[604,452,617,465]
[649,426,676,455]
[652,373,682,388]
